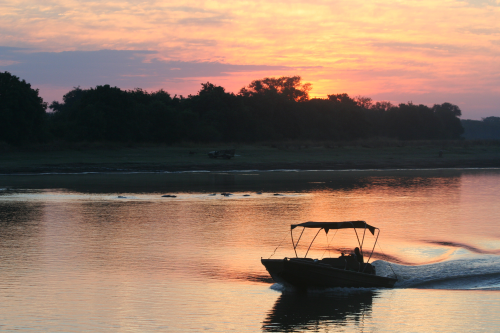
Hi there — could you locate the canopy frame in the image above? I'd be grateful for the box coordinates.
[289,221,380,268]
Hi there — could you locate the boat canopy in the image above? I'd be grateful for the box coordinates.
[291,221,377,235]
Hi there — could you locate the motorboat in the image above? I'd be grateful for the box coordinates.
[261,221,398,289]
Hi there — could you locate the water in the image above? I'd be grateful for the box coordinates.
[0,169,499,332]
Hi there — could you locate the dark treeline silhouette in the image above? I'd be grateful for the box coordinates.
[1,72,466,145]
[0,71,48,144]
[461,117,500,140]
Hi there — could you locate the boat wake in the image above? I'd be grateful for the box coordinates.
[373,254,500,290]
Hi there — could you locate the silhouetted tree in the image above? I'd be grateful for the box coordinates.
[461,116,500,140]
[432,102,461,117]
[431,103,464,139]
[0,71,47,144]
[370,101,394,112]
[354,96,373,109]
[49,85,179,143]
[45,77,466,144]
[239,76,311,102]
[327,93,357,106]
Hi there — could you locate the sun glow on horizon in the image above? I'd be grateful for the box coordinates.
[1,0,500,117]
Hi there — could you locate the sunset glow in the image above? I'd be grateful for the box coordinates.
[1,0,500,118]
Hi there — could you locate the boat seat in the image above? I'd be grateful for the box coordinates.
[321,257,376,274]
[321,257,347,269]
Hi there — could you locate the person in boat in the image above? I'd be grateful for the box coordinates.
[354,247,364,264]
[353,247,376,274]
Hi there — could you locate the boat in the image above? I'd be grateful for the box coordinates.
[261,221,398,289]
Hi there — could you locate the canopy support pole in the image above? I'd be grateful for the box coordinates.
[363,228,380,272]
[292,227,305,258]
[353,228,362,250]
[290,228,297,258]
[304,228,322,258]
[360,224,367,256]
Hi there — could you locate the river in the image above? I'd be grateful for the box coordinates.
[0,169,499,332]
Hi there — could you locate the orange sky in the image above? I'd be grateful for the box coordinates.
[1,0,500,118]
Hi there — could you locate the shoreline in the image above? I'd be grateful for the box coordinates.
[2,159,500,175]
[2,143,500,175]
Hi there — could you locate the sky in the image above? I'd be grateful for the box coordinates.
[1,0,499,119]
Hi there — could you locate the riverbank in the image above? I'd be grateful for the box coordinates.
[1,141,500,174]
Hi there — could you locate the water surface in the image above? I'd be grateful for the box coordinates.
[0,169,499,332]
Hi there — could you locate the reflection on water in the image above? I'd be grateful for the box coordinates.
[263,289,376,332]
[0,169,464,194]
[0,169,499,331]
[0,202,45,269]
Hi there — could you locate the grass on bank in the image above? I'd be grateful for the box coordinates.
[1,139,500,172]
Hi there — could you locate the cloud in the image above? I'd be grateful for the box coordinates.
[2,0,500,118]
[177,15,232,26]
[167,6,220,14]
[0,47,290,88]
[459,27,500,35]
[370,41,466,54]
[457,0,500,7]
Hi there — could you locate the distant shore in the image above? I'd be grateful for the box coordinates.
[1,141,500,175]
[2,159,500,175]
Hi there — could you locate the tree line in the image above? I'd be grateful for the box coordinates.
[1,71,465,145]
[461,117,500,140]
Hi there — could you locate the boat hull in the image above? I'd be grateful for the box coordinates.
[262,258,397,289]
